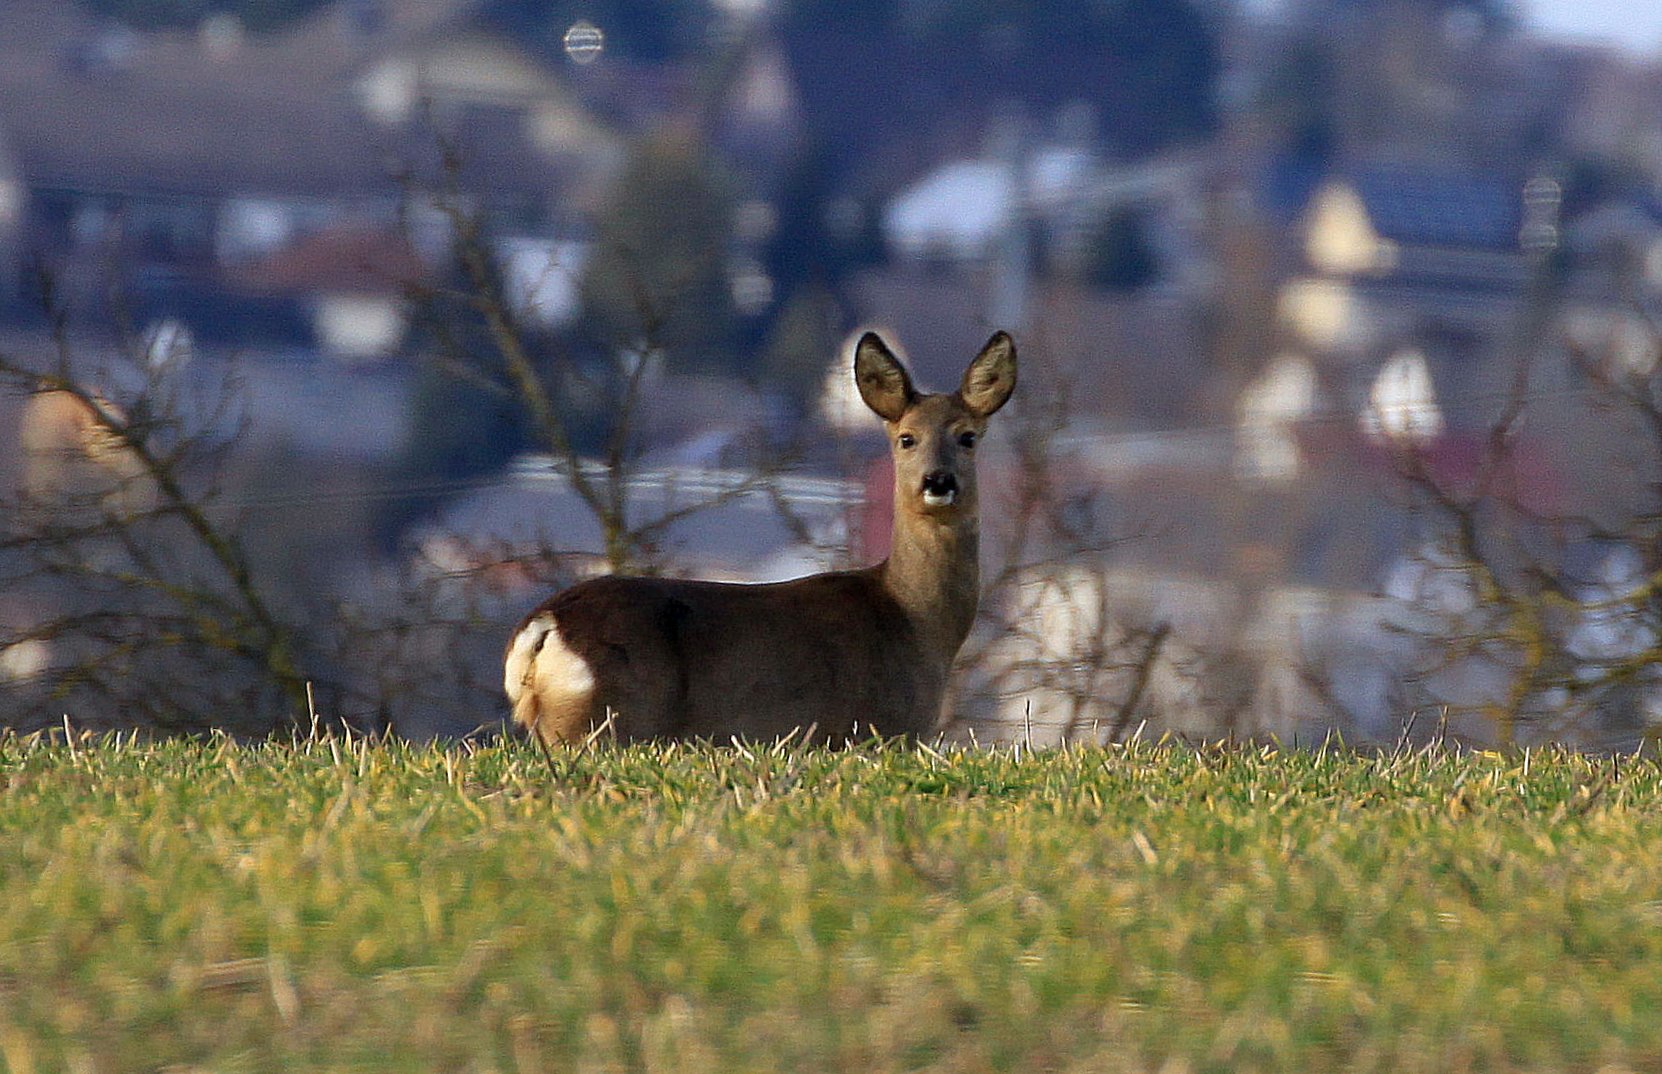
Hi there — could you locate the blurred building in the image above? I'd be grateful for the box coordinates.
[0,0,617,350]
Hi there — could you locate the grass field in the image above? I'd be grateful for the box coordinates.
[1,732,1660,1073]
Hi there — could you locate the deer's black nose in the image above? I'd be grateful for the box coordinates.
[921,471,958,498]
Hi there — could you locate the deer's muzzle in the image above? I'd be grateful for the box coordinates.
[920,471,959,507]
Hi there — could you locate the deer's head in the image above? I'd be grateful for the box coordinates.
[855,331,1017,521]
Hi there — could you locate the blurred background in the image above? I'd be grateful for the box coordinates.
[3,0,1662,747]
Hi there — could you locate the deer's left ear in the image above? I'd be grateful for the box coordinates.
[960,331,1017,418]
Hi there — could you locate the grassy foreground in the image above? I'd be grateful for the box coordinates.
[1,734,1660,1073]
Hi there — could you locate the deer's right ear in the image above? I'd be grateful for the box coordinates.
[854,332,915,422]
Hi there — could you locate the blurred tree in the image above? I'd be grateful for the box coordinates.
[399,358,527,482]
[918,0,1219,150]
[579,135,740,375]
[1084,208,1160,292]
[758,282,838,411]
[1254,38,1339,155]
[73,0,333,32]
[780,0,1219,178]
[1262,0,1527,161]
[749,141,878,387]
[387,237,608,540]
[764,144,843,316]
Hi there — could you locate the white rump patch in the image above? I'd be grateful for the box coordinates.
[504,613,595,715]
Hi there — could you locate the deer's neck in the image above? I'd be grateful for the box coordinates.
[879,509,980,659]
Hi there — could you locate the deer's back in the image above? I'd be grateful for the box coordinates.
[505,569,941,743]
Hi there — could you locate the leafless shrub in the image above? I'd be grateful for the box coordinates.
[0,272,320,734]
[1376,303,1662,748]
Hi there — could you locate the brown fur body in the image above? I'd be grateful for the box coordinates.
[508,566,950,743]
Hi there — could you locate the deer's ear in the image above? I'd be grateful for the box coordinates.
[854,332,915,422]
[960,331,1017,417]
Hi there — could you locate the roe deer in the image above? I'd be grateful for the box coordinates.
[504,330,1016,744]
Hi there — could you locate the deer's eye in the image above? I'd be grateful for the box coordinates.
[897,434,917,449]
[957,431,977,448]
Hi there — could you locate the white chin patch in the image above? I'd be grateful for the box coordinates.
[922,490,957,508]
